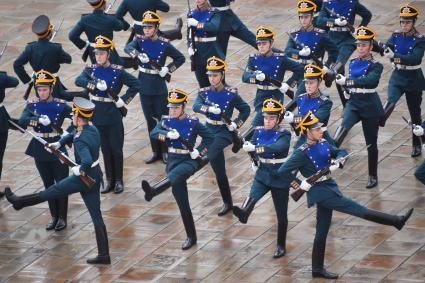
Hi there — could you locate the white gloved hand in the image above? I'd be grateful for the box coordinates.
[251,162,258,174]
[138,52,150,63]
[187,18,199,27]
[159,66,169,78]
[343,90,350,100]
[334,18,348,26]
[384,47,394,59]
[335,74,346,85]
[38,115,51,126]
[323,65,331,74]
[96,80,108,91]
[243,141,255,152]
[279,83,290,94]
[226,121,237,132]
[208,105,221,115]
[115,97,125,108]
[71,165,81,176]
[413,125,424,136]
[190,149,200,159]
[166,129,180,140]
[299,46,311,56]
[284,111,294,123]
[300,179,312,191]
[188,47,195,56]
[329,159,341,172]
[48,142,61,150]
[255,72,266,82]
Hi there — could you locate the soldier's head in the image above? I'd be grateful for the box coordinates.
[167,89,188,118]
[142,11,160,37]
[297,0,316,27]
[296,111,323,141]
[262,99,284,129]
[34,70,56,101]
[93,35,113,65]
[87,0,106,10]
[32,15,53,39]
[71,97,95,126]
[399,5,419,32]
[206,56,226,87]
[196,0,209,8]
[256,26,275,54]
[304,64,323,94]
[354,26,375,57]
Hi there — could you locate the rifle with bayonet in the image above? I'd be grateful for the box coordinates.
[187,0,196,71]
[124,48,171,82]
[0,41,8,61]
[105,0,116,13]
[50,18,64,42]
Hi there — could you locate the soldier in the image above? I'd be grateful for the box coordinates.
[116,0,183,42]
[76,35,141,194]
[17,70,71,231]
[332,27,384,189]
[68,0,125,66]
[233,99,291,258]
[150,89,213,250]
[5,97,111,265]
[379,5,425,157]
[193,56,250,216]
[125,11,185,164]
[317,0,372,106]
[187,0,224,88]
[278,112,414,279]
[14,15,73,101]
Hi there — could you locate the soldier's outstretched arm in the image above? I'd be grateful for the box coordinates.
[120,70,141,103]
[241,59,256,84]
[75,68,92,89]
[115,1,130,30]
[155,0,170,12]
[1,73,19,88]
[112,16,125,32]
[284,36,300,59]
[316,6,331,28]
[199,13,220,33]
[345,63,383,89]
[192,92,207,114]
[355,2,372,27]
[330,144,348,160]
[124,39,139,54]
[13,47,32,83]
[314,99,333,124]
[68,21,86,50]
[150,122,168,141]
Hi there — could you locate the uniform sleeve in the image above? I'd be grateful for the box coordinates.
[346,62,383,88]
[120,70,141,104]
[284,37,300,59]
[124,39,140,54]
[13,46,32,83]
[330,144,348,159]
[75,68,94,89]
[115,1,130,30]
[314,99,332,123]
[200,13,220,33]
[112,16,125,31]
[18,106,39,128]
[278,149,305,176]
[58,45,72,64]
[156,0,170,12]
[316,6,333,28]
[393,39,425,65]
[195,121,214,154]
[68,20,87,50]
[58,131,74,146]
[232,94,251,128]
[356,2,372,27]
[282,56,304,86]
[242,59,257,84]
[192,92,209,114]
[62,104,73,120]
[150,121,168,141]
[3,74,19,88]
[166,43,186,73]
[74,139,94,173]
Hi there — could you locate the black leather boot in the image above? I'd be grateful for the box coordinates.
[363,208,413,230]
[232,126,255,153]
[5,187,44,210]
[312,239,339,279]
[46,200,58,231]
[273,222,287,258]
[113,153,124,194]
[160,17,183,41]
[145,139,161,164]
[181,212,197,250]
[379,101,395,127]
[55,197,68,231]
[232,197,256,224]
[217,178,233,216]
[333,126,349,147]
[87,225,111,264]
[161,142,168,164]
[366,148,378,189]
[114,180,124,194]
[101,179,115,194]
[141,178,171,202]
[101,152,114,194]
[411,134,422,157]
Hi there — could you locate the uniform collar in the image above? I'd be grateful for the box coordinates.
[98,61,111,68]
[93,10,104,14]
[358,53,373,61]
[301,24,314,32]
[308,90,321,99]
[403,27,417,37]
[39,95,53,103]
[211,83,224,92]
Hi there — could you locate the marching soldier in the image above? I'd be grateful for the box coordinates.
[18,70,71,231]
[187,0,224,88]
[125,11,185,164]
[193,56,250,216]
[150,89,213,250]
[278,112,414,279]
[68,0,125,66]
[14,15,73,101]
[5,97,111,265]
[233,99,291,258]
[332,26,384,189]
[116,0,183,41]
[379,5,425,157]
[75,35,141,195]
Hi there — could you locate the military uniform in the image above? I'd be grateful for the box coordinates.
[124,11,185,164]
[5,97,112,265]
[150,89,214,250]
[14,15,73,101]
[75,35,141,194]
[0,72,19,179]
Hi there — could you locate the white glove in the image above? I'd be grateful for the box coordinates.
[188,47,195,56]
[137,52,150,63]
[300,179,312,191]
[208,105,221,115]
[334,18,348,26]
[251,163,258,174]
[187,18,199,27]
[96,80,108,91]
[299,46,311,57]
[49,142,61,150]
[159,66,169,78]
[71,165,81,176]
[255,72,266,82]
[226,121,237,132]
[243,141,255,152]
[284,111,294,123]
[335,74,346,85]
[323,66,331,74]
[329,159,341,172]
[166,129,180,140]
[343,90,350,100]
[190,149,200,159]
[413,125,424,136]
[38,115,51,126]
[279,83,290,94]
[115,97,125,108]
[384,47,394,59]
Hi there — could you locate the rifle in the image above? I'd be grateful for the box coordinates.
[325,7,355,33]
[124,49,171,82]
[105,0,117,13]
[82,43,92,62]
[23,72,35,101]
[0,41,8,61]
[187,0,196,71]
[402,116,414,129]
[50,18,64,42]
[9,119,95,188]
[89,73,128,117]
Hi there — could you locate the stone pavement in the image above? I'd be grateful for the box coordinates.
[0,0,425,282]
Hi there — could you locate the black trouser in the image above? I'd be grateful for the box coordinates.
[96,122,124,181]
[0,131,7,180]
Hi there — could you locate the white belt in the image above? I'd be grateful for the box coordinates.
[394,64,422,70]
[350,88,376,94]
[297,58,314,64]
[90,95,114,102]
[206,118,224,125]
[257,85,278,90]
[0,103,3,108]
[34,132,59,138]
[138,67,159,74]
[259,157,286,164]
[168,147,190,154]
[330,27,350,32]
[213,5,231,11]
[317,175,332,182]
[91,159,100,167]
[194,36,217,42]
